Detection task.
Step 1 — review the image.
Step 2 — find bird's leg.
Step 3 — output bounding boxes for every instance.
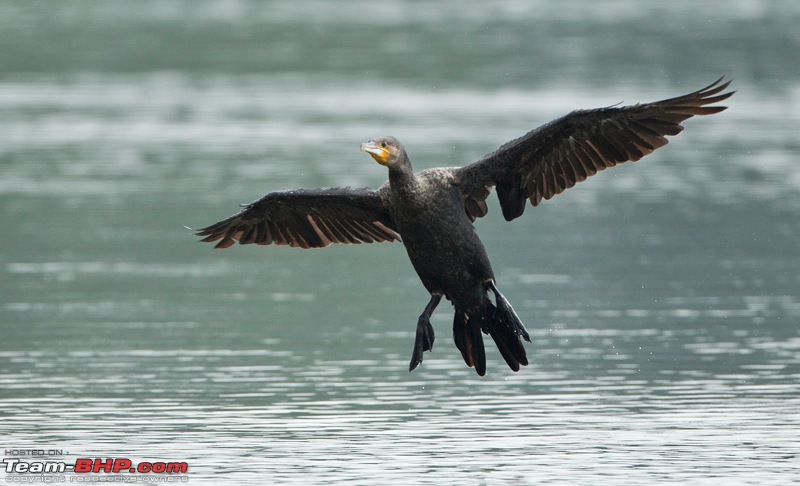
[487,280,531,342]
[409,293,442,372]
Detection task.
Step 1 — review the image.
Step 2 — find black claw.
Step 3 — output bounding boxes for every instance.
[409,351,422,372]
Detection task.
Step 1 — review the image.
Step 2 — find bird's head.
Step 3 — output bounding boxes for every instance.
[360,136,406,168]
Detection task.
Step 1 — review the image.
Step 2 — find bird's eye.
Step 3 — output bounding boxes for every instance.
[381,141,387,148]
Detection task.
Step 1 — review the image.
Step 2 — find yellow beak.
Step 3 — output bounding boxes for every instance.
[360,141,390,165]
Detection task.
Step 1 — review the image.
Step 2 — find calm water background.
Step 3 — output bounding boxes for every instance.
[2,1,799,484]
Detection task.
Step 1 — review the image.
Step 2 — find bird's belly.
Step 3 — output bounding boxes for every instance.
[396,207,494,306]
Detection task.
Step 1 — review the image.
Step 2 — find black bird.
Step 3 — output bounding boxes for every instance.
[195,78,733,375]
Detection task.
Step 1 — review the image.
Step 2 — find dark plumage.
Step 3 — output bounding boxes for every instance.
[195,78,734,375]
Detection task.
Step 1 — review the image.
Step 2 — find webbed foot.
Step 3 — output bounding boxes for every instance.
[409,294,441,371]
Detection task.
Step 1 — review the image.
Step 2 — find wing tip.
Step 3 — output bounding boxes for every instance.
[694,76,735,109]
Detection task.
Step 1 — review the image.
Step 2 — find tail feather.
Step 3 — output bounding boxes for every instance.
[490,280,531,343]
[452,311,486,375]
[467,316,486,376]
[484,302,528,371]
[453,311,471,367]
[452,285,530,375]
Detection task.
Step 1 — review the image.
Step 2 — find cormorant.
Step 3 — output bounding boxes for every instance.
[195,78,733,375]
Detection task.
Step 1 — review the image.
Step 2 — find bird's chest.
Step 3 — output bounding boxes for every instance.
[388,176,491,296]
[391,180,460,233]
[390,181,474,262]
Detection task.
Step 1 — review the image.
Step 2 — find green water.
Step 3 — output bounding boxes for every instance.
[2,1,799,484]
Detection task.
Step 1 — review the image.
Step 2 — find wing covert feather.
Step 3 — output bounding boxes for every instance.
[194,187,400,249]
[456,78,734,221]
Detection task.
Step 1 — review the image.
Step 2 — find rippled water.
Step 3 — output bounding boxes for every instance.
[2,1,800,484]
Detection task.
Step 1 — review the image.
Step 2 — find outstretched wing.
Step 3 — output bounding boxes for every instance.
[194,187,401,249]
[456,78,734,221]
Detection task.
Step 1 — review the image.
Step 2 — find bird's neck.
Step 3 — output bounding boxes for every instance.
[388,156,416,188]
